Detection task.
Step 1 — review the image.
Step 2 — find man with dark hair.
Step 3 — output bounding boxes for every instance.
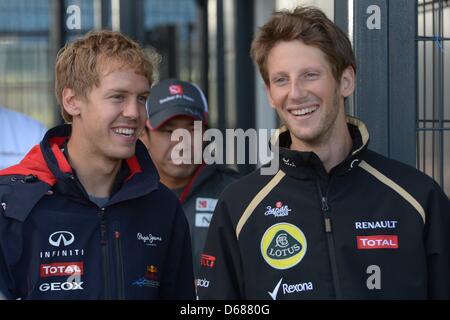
[140,79,240,283]
[197,6,450,300]
[0,30,195,300]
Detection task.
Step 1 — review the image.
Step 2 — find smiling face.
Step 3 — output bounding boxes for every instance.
[64,64,150,162]
[265,40,354,150]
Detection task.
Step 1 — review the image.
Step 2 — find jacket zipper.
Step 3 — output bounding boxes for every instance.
[114,230,125,300]
[99,207,111,300]
[316,180,343,299]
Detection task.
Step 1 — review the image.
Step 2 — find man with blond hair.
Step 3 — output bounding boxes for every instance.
[198,6,450,300]
[0,30,195,300]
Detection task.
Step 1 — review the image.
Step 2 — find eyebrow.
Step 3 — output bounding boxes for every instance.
[107,89,150,95]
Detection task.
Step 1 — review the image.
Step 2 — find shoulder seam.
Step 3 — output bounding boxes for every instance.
[236,170,286,239]
[359,160,426,223]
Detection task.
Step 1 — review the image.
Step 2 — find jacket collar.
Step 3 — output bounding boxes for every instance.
[271,116,370,180]
[0,124,160,212]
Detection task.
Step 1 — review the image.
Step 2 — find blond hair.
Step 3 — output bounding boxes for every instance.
[55,30,161,123]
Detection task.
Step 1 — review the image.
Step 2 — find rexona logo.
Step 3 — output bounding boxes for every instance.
[357,235,399,249]
[268,278,314,300]
[260,223,307,270]
[49,231,75,247]
[40,262,84,278]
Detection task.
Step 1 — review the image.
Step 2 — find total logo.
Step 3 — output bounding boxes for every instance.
[39,281,84,292]
[40,262,84,278]
[260,223,307,270]
[268,278,314,300]
[357,235,399,250]
[196,278,210,288]
[49,231,75,247]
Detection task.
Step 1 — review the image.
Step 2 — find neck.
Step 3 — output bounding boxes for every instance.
[66,137,122,198]
[290,114,353,173]
[160,173,192,190]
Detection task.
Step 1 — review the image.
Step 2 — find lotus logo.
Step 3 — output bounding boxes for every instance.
[49,231,75,247]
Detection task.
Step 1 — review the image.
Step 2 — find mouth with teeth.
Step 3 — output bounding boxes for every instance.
[289,105,319,117]
[113,127,136,138]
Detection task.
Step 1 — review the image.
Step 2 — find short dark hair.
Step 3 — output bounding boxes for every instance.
[251,6,356,85]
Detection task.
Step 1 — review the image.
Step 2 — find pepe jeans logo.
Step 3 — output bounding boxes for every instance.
[49,231,75,247]
[261,223,307,270]
[137,233,162,247]
[265,201,292,218]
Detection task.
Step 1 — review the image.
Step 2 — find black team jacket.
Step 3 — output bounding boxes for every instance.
[0,125,195,300]
[197,117,450,300]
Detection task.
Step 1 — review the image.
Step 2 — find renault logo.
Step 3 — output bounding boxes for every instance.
[49,231,75,247]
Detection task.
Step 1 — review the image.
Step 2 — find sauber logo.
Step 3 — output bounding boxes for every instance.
[40,262,84,278]
[169,84,183,95]
[196,198,218,212]
[49,231,75,247]
[357,235,399,249]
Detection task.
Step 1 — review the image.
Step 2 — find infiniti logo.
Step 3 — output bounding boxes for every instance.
[49,231,75,247]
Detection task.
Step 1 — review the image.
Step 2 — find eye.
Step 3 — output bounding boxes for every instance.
[304,72,319,80]
[138,95,148,104]
[110,94,124,102]
[272,77,288,86]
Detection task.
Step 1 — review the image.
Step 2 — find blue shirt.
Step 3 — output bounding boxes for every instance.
[0,107,47,169]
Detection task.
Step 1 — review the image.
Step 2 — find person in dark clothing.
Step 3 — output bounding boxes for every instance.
[140,79,240,284]
[197,6,450,300]
[0,30,195,300]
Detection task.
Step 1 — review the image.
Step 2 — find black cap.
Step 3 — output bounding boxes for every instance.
[146,79,209,130]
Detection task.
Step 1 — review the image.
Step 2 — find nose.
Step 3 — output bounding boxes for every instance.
[122,98,140,120]
[289,79,308,101]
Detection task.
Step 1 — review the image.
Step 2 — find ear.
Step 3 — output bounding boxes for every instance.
[265,85,276,110]
[339,66,355,98]
[145,119,153,131]
[137,120,151,149]
[61,87,82,117]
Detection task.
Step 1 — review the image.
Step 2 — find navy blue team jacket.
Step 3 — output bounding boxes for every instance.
[0,125,195,300]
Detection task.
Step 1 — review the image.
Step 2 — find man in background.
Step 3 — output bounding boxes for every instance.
[141,78,240,282]
[0,106,46,169]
